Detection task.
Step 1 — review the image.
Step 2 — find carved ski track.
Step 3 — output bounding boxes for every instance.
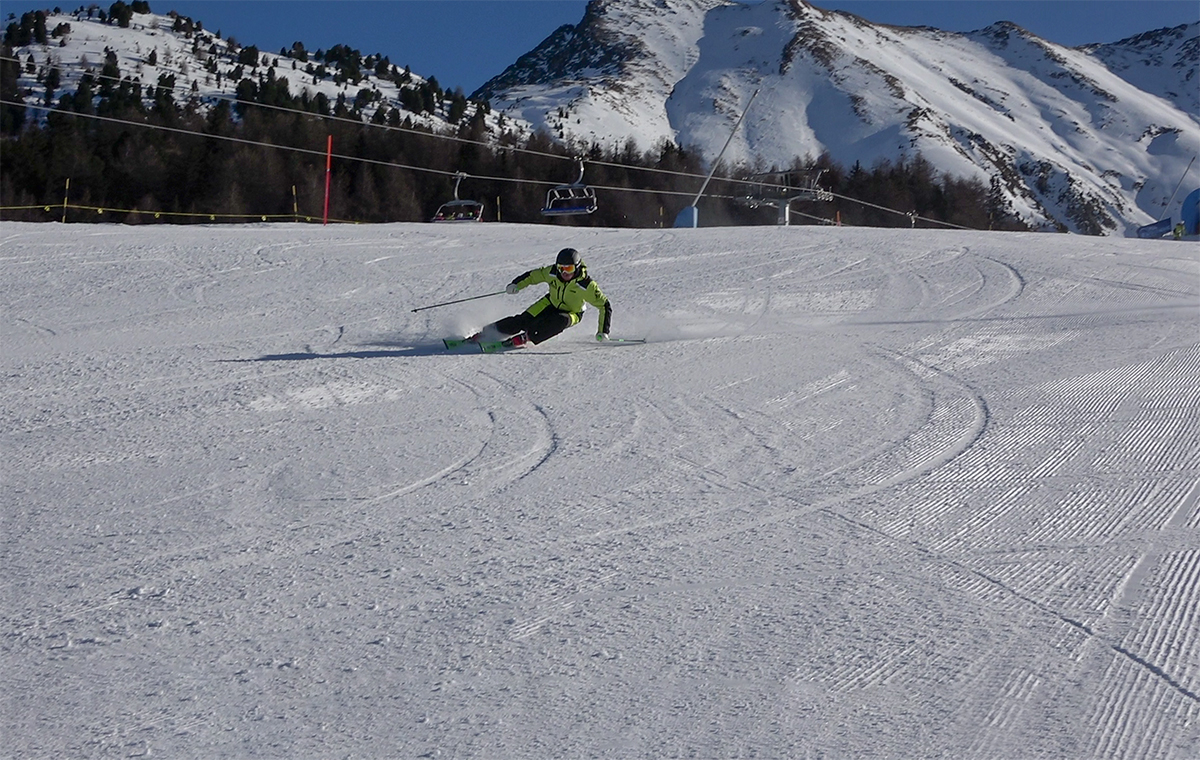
[763,320,1196,728]
[494,392,820,642]
[1022,264,1200,301]
[878,335,1197,546]
[966,254,1025,316]
[469,367,559,485]
[579,350,989,560]
[930,258,987,311]
[578,359,920,553]
[447,401,660,643]
[9,366,556,625]
[376,401,655,643]
[33,297,650,627]
[3,375,491,627]
[12,395,638,657]
[919,251,1024,323]
[12,315,58,337]
[8,223,1200,758]
[431,404,655,559]
[1122,550,1200,690]
[812,350,989,493]
[259,365,557,541]
[931,345,1200,554]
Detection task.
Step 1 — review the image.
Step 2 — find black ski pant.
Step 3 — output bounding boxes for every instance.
[493,308,574,345]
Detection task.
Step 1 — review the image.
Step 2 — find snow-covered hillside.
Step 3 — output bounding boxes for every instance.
[1086,21,1200,116]
[6,7,522,137]
[3,220,1198,757]
[8,3,1197,235]
[475,0,1200,235]
[471,0,721,154]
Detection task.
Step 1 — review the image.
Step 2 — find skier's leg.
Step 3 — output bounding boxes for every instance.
[493,312,534,336]
[526,310,575,345]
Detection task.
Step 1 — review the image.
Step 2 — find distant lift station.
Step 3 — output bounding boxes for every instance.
[741,169,834,225]
[431,172,485,222]
[541,157,598,217]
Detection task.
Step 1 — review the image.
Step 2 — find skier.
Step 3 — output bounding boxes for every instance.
[470,247,612,350]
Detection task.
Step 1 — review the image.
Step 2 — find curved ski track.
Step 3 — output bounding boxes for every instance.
[4,224,1198,759]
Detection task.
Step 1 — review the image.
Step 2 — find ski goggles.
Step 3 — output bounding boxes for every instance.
[557,264,576,277]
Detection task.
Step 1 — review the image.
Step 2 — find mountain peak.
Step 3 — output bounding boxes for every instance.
[476,0,1199,235]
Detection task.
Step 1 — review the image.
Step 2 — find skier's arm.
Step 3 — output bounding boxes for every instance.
[584,280,612,335]
[510,266,552,290]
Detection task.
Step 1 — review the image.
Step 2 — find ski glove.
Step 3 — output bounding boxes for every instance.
[596,332,609,342]
[505,283,520,295]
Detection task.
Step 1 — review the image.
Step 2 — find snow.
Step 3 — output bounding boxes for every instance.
[486,0,1200,234]
[3,219,1200,758]
[11,6,1198,235]
[11,10,521,138]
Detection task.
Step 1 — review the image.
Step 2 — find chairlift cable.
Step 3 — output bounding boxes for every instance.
[1,98,974,228]
[0,49,1013,226]
[0,54,742,186]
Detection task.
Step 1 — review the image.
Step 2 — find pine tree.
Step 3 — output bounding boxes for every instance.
[0,44,26,134]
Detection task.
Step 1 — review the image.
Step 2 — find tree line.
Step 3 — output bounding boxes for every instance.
[0,39,1026,230]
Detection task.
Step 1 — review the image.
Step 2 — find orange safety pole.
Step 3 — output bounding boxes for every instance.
[323,135,332,225]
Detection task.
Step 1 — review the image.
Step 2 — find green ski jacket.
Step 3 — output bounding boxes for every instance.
[511,264,612,334]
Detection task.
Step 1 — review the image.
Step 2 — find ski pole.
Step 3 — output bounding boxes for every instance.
[411,290,506,313]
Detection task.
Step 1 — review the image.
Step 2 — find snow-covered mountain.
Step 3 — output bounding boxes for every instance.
[4,7,524,140]
[473,0,1200,235]
[6,3,1198,235]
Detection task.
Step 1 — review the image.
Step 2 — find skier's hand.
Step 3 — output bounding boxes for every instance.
[505,283,520,295]
[596,332,609,342]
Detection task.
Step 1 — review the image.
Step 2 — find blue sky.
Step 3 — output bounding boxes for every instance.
[3,1,1197,94]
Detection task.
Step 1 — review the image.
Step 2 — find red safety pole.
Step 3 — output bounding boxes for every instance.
[323,134,332,225]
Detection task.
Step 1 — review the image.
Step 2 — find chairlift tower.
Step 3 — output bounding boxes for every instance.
[742,169,833,225]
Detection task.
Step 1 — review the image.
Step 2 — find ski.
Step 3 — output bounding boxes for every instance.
[479,332,530,353]
[443,332,483,350]
[447,333,641,352]
[478,340,526,353]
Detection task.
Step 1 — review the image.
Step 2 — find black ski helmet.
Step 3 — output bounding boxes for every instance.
[556,247,581,268]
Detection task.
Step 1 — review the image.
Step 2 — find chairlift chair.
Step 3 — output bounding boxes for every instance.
[541,158,597,217]
[740,169,832,225]
[432,172,485,222]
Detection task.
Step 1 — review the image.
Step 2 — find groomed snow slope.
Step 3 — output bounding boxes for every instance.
[2,221,1199,758]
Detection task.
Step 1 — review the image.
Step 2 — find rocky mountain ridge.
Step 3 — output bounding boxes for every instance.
[5,1,1197,233]
[473,0,1199,234]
